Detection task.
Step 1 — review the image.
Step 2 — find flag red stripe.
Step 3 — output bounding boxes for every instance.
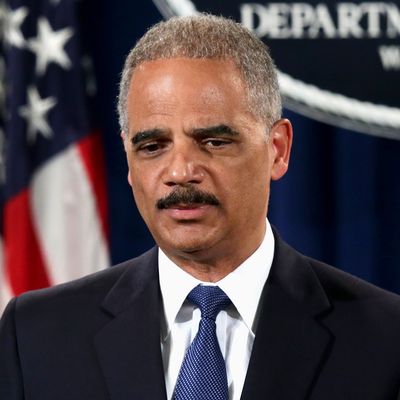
[4,189,50,295]
[77,132,110,241]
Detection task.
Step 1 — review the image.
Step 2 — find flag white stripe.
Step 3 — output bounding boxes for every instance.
[31,143,109,284]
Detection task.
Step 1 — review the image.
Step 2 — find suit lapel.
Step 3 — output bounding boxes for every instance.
[241,234,333,400]
[94,248,167,400]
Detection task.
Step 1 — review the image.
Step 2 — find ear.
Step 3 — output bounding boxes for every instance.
[121,131,133,187]
[121,131,129,152]
[269,118,293,181]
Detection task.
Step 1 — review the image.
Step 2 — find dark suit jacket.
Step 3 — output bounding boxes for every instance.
[1,234,400,399]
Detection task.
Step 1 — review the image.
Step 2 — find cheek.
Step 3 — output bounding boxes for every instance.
[213,165,268,211]
[128,167,151,205]
[129,163,164,213]
[230,156,271,205]
[221,150,270,186]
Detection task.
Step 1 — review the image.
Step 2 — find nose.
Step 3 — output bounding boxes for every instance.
[163,145,204,187]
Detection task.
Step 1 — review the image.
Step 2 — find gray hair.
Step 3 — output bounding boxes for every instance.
[117,14,281,133]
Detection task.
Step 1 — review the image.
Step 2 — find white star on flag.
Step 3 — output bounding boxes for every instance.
[19,86,57,143]
[1,6,28,49]
[27,17,74,75]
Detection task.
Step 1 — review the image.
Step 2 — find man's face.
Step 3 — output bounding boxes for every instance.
[124,58,291,267]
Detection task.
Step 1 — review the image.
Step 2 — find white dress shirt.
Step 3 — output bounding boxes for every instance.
[159,221,275,400]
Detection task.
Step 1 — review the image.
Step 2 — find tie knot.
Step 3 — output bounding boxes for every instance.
[187,285,231,320]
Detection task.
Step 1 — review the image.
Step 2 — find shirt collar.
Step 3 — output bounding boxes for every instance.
[158,220,275,340]
[159,248,202,341]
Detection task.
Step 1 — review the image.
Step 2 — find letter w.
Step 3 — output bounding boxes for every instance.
[378,46,400,70]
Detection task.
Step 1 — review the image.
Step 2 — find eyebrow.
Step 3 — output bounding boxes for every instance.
[191,124,239,138]
[131,129,165,145]
[130,124,239,145]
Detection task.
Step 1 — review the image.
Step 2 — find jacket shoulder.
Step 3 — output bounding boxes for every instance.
[308,256,400,302]
[305,255,400,329]
[11,247,157,321]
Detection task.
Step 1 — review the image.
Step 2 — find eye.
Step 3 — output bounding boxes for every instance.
[137,141,165,155]
[203,139,231,148]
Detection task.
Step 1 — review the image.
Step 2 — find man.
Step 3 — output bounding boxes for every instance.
[1,14,400,400]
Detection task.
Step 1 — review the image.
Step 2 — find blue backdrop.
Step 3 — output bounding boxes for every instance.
[81,1,400,294]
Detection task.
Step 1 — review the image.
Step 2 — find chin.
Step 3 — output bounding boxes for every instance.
[152,222,225,255]
[165,239,211,255]
[158,234,220,258]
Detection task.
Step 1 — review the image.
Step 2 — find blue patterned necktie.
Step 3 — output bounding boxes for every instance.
[173,284,231,400]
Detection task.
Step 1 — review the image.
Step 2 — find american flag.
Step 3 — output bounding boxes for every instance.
[0,0,110,312]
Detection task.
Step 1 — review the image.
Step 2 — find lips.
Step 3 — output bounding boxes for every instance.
[162,204,214,220]
[169,203,203,209]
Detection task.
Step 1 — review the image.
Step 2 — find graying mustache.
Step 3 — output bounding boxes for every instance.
[157,188,220,209]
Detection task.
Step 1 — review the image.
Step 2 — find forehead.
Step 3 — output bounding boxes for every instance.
[126,58,252,128]
[130,57,245,88]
